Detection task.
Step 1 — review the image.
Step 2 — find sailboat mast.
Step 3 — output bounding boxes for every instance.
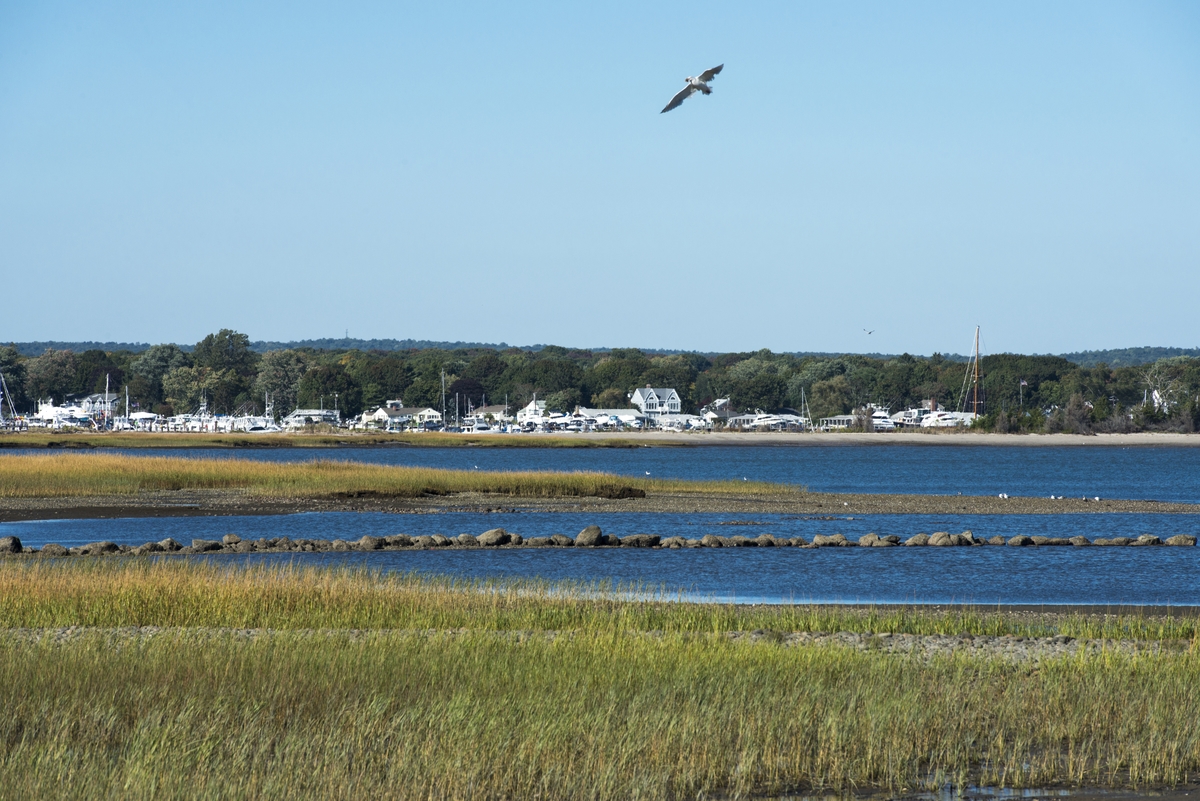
[973,327,980,416]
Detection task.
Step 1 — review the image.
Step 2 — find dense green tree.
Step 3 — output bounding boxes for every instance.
[0,345,29,411]
[297,364,363,417]
[730,372,788,413]
[191,330,259,413]
[25,350,78,403]
[252,350,312,415]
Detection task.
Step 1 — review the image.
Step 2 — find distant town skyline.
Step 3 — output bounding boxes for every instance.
[2,2,1197,354]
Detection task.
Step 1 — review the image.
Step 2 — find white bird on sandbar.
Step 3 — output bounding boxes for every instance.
[660,64,724,113]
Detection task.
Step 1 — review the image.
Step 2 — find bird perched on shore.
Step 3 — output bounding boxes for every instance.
[660,64,724,113]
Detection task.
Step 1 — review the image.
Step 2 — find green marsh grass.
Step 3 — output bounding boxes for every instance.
[2,560,1199,798]
[2,559,1197,642]
[0,452,788,499]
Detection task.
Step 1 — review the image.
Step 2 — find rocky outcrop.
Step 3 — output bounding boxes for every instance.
[477,528,510,547]
[15,522,1194,558]
[575,526,603,547]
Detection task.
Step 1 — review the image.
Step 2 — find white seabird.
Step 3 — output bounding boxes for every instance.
[660,64,724,113]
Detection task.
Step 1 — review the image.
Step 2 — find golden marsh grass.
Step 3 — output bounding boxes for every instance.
[1,561,1198,797]
[0,452,790,499]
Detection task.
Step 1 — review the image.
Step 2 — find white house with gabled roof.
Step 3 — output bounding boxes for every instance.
[629,387,681,419]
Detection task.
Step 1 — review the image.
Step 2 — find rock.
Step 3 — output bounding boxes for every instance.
[222,534,242,546]
[929,532,953,547]
[550,534,574,547]
[1045,537,1072,546]
[905,533,930,547]
[525,537,552,547]
[1030,536,1050,546]
[622,534,660,548]
[988,536,1006,545]
[600,534,621,547]
[728,535,753,547]
[456,533,479,547]
[273,537,294,551]
[509,533,523,546]
[132,541,165,556]
[384,534,413,548]
[1166,534,1197,546]
[812,533,852,547]
[77,541,121,555]
[788,537,809,547]
[430,535,452,547]
[700,534,723,548]
[191,539,222,553]
[330,539,350,551]
[1132,534,1161,546]
[753,534,776,547]
[0,535,23,554]
[871,537,897,547]
[951,532,977,546]
[356,535,384,551]
[233,541,256,553]
[478,528,510,547]
[575,525,603,547]
[39,543,69,557]
[858,533,880,547]
[1007,536,1034,547]
[1070,536,1092,546]
[661,536,687,549]
[412,535,435,548]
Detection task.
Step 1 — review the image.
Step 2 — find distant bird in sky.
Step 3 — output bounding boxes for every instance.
[863,329,874,335]
[660,64,724,113]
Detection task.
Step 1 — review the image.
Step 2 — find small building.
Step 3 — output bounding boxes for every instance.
[629,387,681,419]
[474,404,512,423]
[516,399,547,426]
[282,408,342,429]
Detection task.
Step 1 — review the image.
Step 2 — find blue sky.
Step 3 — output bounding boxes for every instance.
[2,2,1197,355]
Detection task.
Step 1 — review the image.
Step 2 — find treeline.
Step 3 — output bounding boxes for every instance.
[2,330,1199,433]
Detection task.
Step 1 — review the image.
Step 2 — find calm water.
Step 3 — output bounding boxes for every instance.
[16,444,1200,502]
[7,511,1199,605]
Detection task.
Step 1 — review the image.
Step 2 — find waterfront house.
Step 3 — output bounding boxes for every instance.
[629,387,681,419]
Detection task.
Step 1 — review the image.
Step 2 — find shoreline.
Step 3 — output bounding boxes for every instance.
[3,430,1200,448]
[3,487,1200,522]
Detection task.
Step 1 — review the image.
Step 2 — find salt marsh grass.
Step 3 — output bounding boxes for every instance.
[2,560,1199,798]
[2,559,1196,641]
[0,452,785,499]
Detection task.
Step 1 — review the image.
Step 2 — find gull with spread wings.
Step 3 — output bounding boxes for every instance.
[660,64,724,113]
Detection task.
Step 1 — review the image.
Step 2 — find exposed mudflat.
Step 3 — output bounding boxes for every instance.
[2,624,1189,663]
[1,487,1196,523]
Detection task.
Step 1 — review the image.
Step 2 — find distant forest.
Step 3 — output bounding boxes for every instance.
[3,332,1199,433]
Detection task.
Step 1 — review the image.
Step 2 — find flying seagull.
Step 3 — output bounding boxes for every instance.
[660,64,724,113]
[863,329,874,335]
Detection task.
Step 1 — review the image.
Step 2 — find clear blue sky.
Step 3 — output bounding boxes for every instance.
[2,1,1197,356]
